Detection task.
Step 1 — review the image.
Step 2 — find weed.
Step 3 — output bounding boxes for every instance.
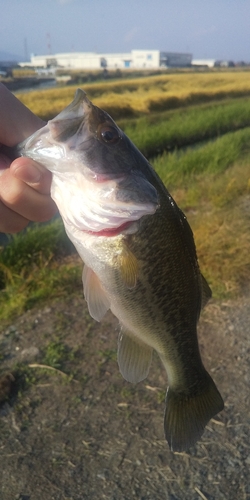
[54,311,72,332]
[14,364,38,392]
[157,389,166,404]
[98,349,117,363]
[72,395,83,405]
[42,340,69,369]
[120,386,135,400]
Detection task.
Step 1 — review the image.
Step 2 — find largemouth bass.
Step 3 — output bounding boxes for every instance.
[18,89,224,452]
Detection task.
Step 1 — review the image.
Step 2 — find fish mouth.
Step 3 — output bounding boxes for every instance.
[84,221,136,237]
[50,170,159,238]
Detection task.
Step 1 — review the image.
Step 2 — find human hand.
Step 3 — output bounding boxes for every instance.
[0,83,58,233]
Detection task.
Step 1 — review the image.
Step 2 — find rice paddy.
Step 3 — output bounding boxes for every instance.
[17,70,250,119]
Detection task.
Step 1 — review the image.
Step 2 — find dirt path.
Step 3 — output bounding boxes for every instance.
[0,292,250,500]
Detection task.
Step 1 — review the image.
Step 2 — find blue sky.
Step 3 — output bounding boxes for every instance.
[1,0,250,62]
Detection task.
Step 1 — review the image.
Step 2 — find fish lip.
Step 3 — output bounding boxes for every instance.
[85,171,126,183]
[83,221,136,237]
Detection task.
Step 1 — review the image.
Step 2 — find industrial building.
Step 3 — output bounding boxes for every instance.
[192,59,235,68]
[19,50,192,70]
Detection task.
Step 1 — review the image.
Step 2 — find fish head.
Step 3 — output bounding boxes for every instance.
[20,89,159,236]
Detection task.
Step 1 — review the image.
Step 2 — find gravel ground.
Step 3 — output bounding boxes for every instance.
[0,291,250,500]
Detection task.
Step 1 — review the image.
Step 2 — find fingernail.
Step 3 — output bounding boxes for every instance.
[13,163,41,184]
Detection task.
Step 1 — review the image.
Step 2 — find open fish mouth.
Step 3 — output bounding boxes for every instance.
[84,221,136,237]
[57,187,157,235]
[50,169,159,236]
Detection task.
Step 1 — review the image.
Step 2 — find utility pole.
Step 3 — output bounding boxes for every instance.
[47,32,52,55]
[24,37,28,61]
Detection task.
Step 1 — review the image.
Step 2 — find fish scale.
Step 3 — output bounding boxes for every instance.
[17,88,224,452]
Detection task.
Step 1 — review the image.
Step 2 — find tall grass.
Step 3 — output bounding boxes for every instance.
[154,127,250,187]
[121,98,250,156]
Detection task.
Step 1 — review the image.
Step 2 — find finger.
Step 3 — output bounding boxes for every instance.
[0,201,30,234]
[0,83,45,146]
[0,153,11,171]
[10,157,52,195]
[0,169,58,222]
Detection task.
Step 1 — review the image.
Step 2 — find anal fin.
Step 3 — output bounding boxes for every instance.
[82,265,110,321]
[118,328,152,383]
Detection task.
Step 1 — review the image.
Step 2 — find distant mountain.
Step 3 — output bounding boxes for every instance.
[0,50,23,63]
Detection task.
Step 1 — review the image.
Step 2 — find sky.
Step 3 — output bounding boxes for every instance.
[1,0,250,62]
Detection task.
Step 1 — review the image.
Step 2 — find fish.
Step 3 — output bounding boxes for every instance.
[18,89,224,452]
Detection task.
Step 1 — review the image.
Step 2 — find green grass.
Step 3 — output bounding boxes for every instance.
[43,340,70,369]
[119,97,250,157]
[0,219,82,320]
[153,126,250,187]
[0,218,72,277]
[0,259,82,320]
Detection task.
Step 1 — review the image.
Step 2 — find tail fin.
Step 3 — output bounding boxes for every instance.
[164,372,224,452]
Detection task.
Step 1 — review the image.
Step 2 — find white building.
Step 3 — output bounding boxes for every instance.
[192,59,217,68]
[19,50,192,70]
[192,59,235,69]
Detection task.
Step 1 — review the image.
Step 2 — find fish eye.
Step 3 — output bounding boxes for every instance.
[98,124,121,144]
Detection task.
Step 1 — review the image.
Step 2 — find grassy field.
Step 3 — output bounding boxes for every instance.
[1,70,250,320]
[121,97,250,156]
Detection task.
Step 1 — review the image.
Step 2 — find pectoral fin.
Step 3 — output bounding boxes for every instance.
[118,329,152,383]
[116,244,138,289]
[82,265,110,321]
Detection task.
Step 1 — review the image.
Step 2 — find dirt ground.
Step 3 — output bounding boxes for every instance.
[0,288,250,500]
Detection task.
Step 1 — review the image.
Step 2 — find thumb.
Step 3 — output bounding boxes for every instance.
[10,157,53,195]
